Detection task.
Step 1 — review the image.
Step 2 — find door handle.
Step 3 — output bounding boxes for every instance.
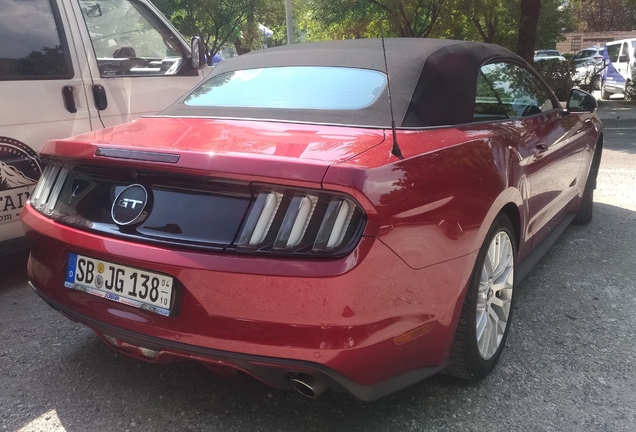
[61,86,77,113]
[92,84,108,111]
[532,143,548,159]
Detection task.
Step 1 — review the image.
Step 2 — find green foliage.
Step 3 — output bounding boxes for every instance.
[535,0,576,49]
[303,0,445,40]
[156,0,251,55]
[533,59,575,101]
[570,0,636,31]
[154,0,576,58]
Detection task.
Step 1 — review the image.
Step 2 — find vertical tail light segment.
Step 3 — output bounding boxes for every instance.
[30,164,68,215]
[237,188,364,255]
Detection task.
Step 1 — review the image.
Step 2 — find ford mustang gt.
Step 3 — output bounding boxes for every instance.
[22,38,603,401]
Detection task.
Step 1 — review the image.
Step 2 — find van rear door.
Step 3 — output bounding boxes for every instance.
[603,41,631,94]
[68,0,206,128]
[0,0,93,249]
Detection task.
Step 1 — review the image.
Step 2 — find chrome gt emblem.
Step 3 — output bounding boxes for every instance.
[111,184,149,226]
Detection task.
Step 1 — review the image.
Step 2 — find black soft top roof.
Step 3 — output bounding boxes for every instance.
[162,38,525,128]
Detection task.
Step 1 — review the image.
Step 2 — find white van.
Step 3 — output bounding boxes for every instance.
[601,38,636,99]
[0,0,208,255]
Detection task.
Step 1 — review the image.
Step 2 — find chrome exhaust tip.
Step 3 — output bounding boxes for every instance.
[289,374,327,398]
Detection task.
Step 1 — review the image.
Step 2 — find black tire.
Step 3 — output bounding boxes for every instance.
[574,186,593,224]
[446,214,517,380]
[574,142,602,224]
[625,81,632,101]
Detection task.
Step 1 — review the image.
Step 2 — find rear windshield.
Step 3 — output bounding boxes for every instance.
[184,66,387,110]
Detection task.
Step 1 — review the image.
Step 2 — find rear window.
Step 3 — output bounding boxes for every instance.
[184,66,387,110]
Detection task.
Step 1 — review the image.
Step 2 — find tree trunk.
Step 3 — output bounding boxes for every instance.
[516,0,541,64]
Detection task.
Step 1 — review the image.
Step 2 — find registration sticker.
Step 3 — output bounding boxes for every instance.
[65,253,174,316]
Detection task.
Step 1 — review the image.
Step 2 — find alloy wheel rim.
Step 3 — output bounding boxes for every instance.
[475,230,514,360]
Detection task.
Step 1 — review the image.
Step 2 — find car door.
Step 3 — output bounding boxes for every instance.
[480,62,588,249]
[0,0,93,246]
[68,0,206,128]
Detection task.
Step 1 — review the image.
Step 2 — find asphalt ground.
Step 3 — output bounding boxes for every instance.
[1,107,636,431]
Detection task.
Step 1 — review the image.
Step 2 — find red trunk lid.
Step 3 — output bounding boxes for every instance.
[42,118,386,185]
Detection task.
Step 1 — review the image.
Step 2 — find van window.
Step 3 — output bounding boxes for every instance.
[0,0,72,79]
[607,44,621,63]
[79,0,185,77]
[618,42,630,63]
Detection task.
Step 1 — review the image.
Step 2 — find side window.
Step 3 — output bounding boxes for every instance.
[474,71,510,121]
[78,0,185,77]
[607,44,621,63]
[0,0,72,80]
[618,42,630,63]
[480,62,555,119]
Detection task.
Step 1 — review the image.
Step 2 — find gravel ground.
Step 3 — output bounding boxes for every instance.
[1,123,635,432]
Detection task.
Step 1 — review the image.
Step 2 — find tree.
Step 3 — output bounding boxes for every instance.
[571,0,636,32]
[304,0,445,40]
[155,0,250,56]
[467,0,506,43]
[517,0,541,63]
[370,0,446,37]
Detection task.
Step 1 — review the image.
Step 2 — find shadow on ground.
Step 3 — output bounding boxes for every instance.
[3,201,636,431]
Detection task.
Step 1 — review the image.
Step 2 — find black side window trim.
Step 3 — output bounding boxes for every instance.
[0,0,74,81]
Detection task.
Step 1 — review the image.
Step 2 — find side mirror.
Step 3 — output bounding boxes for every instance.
[190,37,207,70]
[566,88,597,113]
[619,54,630,63]
[85,3,102,17]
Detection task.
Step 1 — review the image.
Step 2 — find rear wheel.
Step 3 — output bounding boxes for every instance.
[446,214,516,379]
[574,142,602,225]
[574,186,593,224]
[625,81,632,101]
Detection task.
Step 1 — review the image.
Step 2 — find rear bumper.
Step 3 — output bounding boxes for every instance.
[31,284,445,401]
[22,204,476,399]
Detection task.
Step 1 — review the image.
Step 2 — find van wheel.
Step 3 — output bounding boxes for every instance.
[602,85,611,100]
[446,214,516,380]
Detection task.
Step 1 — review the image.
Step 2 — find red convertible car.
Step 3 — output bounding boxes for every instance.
[22,39,603,401]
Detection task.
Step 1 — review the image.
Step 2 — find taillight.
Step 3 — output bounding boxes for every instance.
[237,187,365,256]
[30,163,68,215]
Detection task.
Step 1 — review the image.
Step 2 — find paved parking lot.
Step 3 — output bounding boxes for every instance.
[1,109,636,431]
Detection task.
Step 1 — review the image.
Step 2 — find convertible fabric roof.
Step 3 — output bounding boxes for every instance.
[162,38,525,128]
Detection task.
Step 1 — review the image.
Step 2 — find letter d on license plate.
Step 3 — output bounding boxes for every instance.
[65,253,174,316]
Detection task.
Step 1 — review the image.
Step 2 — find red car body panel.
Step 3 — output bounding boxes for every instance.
[48,117,386,187]
[21,37,606,401]
[23,204,477,386]
[23,109,602,399]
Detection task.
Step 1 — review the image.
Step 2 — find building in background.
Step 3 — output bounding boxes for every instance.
[557,31,636,54]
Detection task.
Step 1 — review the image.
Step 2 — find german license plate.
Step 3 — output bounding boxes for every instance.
[65,253,174,316]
